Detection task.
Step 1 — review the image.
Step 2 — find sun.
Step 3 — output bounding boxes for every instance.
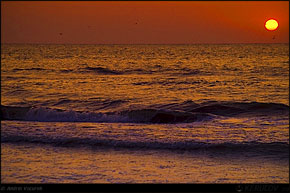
[265,19,278,31]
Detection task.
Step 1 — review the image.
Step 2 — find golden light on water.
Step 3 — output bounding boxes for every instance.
[265,19,279,31]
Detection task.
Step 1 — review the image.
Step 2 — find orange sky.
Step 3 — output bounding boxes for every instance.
[1,1,289,44]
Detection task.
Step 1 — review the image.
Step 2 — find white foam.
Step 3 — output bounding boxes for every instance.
[25,107,130,123]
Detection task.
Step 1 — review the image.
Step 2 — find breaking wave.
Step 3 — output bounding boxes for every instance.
[1,106,214,123]
[1,101,288,123]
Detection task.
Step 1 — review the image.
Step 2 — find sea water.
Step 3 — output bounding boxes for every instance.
[1,44,289,183]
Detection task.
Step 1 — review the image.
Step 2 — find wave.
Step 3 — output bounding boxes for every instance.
[80,67,157,75]
[2,133,288,153]
[1,105,214,123]
[1,101,288,123]
[12,67,47,72]
[51,98,125,106]
[189,101,289,116]
[180,68,201,75]
[63,66,202,76]
[149,100,289,117]
[81,66,122,75]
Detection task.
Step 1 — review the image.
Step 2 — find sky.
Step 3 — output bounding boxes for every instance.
[1,1,289,44]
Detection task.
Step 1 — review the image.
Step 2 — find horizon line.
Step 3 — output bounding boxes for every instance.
[1,42,289,45]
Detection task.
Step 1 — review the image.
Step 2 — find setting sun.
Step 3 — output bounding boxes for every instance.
[265,19,279,31]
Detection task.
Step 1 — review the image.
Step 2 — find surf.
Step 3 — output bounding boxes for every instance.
[1,100,288,123]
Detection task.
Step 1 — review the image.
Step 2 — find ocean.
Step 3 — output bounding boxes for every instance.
[1,44,289,183]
